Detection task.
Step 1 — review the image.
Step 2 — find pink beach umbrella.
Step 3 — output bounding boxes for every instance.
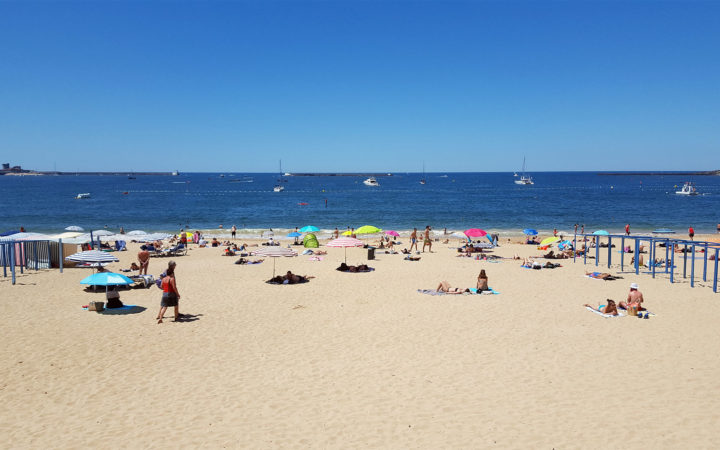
[384,230,400,237]
[464,228,487,238]
[327,237,364,263]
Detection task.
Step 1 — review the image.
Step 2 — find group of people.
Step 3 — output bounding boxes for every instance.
[409,226,434,253]
[268,271,314,284]
[436,270,490,294]
[585,283,645,316]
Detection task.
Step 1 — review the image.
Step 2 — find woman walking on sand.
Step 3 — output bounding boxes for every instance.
[157,261,180,323]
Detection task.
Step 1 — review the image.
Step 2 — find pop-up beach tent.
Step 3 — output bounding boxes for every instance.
[303,233,319,248]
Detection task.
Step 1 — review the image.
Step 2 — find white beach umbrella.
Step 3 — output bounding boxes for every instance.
[91,230,114,237]
[127,230,147,236]
[327,237,364,263]
[65,226,84,232]
[251,246,298,277]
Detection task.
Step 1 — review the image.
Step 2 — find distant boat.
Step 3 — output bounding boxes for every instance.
[420,162,426,185]
[363,177,380,186]
[273,160,285,192]
[675,182,699,196]
[128,172,136,180]
[171,170,179,176]
[514,157,534,185]
[219,174,225,178]
[75,193,91,199]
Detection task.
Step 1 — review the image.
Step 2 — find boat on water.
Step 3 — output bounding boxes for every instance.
[75,193,91,199]
[420,162,426,185]
[675,182,699,196]
[514,157,533,185]
[171,170,179,176]
[273,160,285,192]
[363,177,380,187]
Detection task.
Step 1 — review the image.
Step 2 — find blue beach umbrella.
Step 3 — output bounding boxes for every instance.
[523,228,538,236]
[287,231,302,237]
[299,225,319,233]
[80,272,134,294]
[80,272,134,286]
[593,230,609,236]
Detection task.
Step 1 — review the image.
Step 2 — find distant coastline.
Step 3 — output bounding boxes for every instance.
[598,170,720,176]
[0,170,173,176]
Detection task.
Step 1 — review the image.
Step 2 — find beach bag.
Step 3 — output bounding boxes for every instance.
[88,301,105,312]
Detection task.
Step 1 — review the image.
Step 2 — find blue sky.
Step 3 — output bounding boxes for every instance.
[1,1,718,173]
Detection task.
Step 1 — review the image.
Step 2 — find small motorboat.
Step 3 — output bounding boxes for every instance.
[273,184,285,192]
[675,182,699,196]
[75,193,91,199]
[363,177,380,186]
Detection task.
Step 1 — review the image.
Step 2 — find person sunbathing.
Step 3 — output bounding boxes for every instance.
[314,250,327,255]
[584,299,618,315]
[283,271,314,284]
[586,271,620,280]
[404,255,421,261]
[223,247,235,256]
[436,280,470,294]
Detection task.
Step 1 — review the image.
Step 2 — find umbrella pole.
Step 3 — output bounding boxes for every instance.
[273,258,276,278]
[344,247,347,264]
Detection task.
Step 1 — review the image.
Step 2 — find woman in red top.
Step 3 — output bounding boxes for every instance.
[157,261,180,323]
[689,227,695,240]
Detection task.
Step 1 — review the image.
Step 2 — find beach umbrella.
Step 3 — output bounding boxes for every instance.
[66,250,119,264]
[385,230,400,237]
[523,228,538,236]
[540,236,560,246]
[558,240,573,250]
[299,225,319,233]
[80,271,134,294]
[327,237,364,263]
[464,228,487,238]
[251,246,298,277]
[355,225,382,235]
[593,230,609,236]
[287,231,302,237]
[91,230,114,237]
[65,226,84,232]
[341,230,353,236]
[127,230,147,236]
[0,230,21,237]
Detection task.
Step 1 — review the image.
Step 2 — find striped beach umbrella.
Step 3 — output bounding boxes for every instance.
[66,250,119,264]
[327,237,364,263]
[251,246,298,277]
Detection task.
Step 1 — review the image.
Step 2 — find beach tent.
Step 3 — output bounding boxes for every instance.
[303,233,319,248]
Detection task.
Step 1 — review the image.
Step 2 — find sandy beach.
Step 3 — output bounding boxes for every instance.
[2,234,720,448]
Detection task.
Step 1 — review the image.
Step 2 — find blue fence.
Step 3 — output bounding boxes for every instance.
[1,239,64,285]
[572,233,720,293]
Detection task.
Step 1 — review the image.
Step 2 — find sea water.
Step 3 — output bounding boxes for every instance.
[1,172,718,236]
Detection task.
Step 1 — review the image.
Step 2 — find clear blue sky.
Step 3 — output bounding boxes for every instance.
[1,1,718,173]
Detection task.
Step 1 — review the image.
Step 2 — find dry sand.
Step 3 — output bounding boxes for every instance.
[2,235,720,448]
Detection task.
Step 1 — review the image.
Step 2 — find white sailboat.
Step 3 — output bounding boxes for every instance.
[273,160,285,192]
[514,157,534,185]
[420,162,426,185]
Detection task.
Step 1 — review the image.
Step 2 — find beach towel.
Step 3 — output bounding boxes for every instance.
[469,287,500,295]
[585,306,626,318]
[308,256,323,261]
[585,272,622,281]
[618,306,657,317]
[416,289,471,296]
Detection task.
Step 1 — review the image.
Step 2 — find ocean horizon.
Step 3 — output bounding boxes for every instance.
[2,171,718,235]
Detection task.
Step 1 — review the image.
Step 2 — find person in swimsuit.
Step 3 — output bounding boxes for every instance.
[137,248,150,275]
[689,226,694,240]
[619,283,645,311]
[436,280,469,294]
[584,299,618,315]
[625,224,630,235]
[231,225,237,239]
[476,270,489,292]
[422,226,432,252]
[409,228,418,252]
[157,261,180,323]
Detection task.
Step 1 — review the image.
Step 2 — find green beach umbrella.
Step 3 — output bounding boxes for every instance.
[355,225,382,234]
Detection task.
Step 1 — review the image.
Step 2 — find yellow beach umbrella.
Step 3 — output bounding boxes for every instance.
[355,225,382,234]
[540,236,560,246]
[342,230,353,236]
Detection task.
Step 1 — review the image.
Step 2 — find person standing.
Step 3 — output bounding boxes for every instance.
[625,224,630,236]
[689,226,695,241]
[231,225,237,239]
[409,228,418,252]
[333,227,339,239]
[137,247,150,275]
[553,228,558,237]
[157,261,180,323]
[422,226,433,252]
[580,224,585,234]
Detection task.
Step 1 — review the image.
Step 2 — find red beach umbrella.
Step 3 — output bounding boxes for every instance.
[464,228,487,238]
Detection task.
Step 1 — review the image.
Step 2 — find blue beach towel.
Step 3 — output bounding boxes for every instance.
[470,288,500,295]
